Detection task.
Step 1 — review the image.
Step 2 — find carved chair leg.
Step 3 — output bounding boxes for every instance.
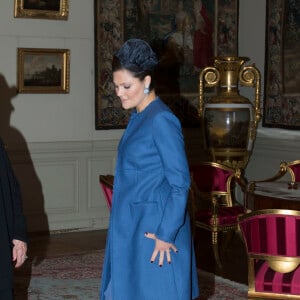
[222,230,235,253]
[212,231,222,269]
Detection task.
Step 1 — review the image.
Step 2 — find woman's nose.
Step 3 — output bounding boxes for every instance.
[116,87,124,97]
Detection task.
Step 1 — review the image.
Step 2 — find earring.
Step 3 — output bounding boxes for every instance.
[144,86,150,94]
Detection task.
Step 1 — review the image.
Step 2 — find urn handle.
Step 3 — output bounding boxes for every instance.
[239,64,262,139]
[198,66,220,117]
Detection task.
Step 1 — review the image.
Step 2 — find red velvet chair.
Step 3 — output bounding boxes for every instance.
[99,175,114,210]
[238,209,300,299]
[189,162,247,269]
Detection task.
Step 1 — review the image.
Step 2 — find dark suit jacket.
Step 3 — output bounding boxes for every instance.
[0,138,27,290]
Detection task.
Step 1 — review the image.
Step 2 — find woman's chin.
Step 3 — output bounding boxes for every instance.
[122,104,133,110]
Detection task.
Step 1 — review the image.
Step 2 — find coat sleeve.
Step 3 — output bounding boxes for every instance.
[0,139,27,243]
[152,111,190,243]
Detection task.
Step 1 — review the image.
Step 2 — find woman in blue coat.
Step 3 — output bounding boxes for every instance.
[100,39,199,300]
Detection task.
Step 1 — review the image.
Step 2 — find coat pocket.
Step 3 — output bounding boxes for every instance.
[130,201,160,234]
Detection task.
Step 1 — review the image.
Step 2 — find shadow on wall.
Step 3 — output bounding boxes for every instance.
[0,73,50,296]
[153,40,201,129]
[0,73,49,233]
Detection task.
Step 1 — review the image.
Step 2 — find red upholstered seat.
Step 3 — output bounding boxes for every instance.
[289,163,300,182]
[190,164,233,194]
[255,260,300,295]
[189,162,247,269]
[239,209,300,299]
[196,206,245,226]
[99,175,114,210]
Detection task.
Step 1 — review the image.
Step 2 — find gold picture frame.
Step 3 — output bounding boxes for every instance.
[14,0,69,20]
[17,48,70,94]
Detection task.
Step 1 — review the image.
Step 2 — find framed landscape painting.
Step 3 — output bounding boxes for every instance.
[94,0,239,129]
[263,0,300,129]
[14,0,69,20]
[17,48,70,93]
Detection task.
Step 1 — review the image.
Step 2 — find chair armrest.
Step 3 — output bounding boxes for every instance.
[251,161,288,183]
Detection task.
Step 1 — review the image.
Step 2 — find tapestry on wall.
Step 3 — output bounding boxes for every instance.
[263,0,300,129]
[94,0,239,129]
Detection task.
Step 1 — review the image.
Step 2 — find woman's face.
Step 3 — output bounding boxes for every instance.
[113,69,150,112]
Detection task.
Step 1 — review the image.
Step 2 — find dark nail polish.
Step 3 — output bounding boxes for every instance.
[145,232,148,235]
[159,264,162,267]
[168,261,171,264]
[150,260,154,263]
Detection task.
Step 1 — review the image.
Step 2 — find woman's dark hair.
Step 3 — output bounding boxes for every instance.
[112,39,158,90]
[112,56,156,90]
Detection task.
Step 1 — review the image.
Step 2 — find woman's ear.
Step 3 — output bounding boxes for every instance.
[144,75,151,87]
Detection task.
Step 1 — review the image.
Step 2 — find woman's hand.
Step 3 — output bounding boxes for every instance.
[12,239,27,268]
[145,232,178,267]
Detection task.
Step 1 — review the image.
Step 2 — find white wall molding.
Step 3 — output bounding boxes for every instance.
[8,140,118,232]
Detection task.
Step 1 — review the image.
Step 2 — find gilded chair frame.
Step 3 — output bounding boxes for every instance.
[252,160,300,183]
[190,162,247,269]
[238,209,300,300]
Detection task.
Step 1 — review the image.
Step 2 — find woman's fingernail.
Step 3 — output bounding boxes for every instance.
[168,261,171,264]
[159,264,162,267]
[144,232,148,235]
[150,260,154,263]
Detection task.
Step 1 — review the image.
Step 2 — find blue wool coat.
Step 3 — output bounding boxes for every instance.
[100,98,199,300]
